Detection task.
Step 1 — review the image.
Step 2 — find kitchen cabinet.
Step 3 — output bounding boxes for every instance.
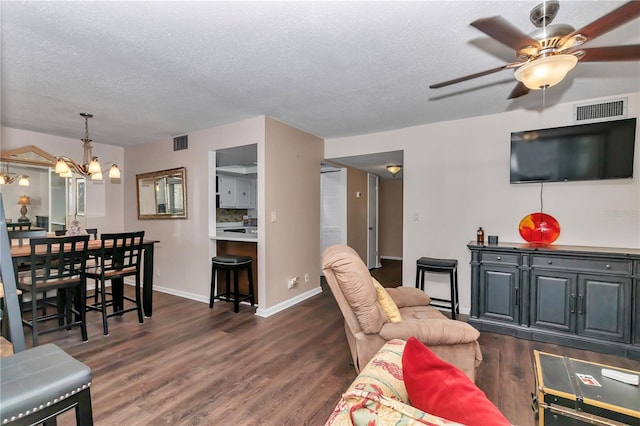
[236,178,251,208]
[217,175,255,209]
[218,175,237,208]
[249,179,257,209]
[468,242,639,359]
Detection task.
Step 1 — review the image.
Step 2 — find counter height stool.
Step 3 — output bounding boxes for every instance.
[210,255,255,313]
[415,257,460,320]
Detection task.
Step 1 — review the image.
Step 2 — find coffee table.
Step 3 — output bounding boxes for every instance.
[533,350,639,426]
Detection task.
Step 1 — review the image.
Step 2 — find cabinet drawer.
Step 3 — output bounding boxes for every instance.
[480,252,519,264]
[531,256,631,274]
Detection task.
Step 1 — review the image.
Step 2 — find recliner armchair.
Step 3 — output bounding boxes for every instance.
[322,244,482,381]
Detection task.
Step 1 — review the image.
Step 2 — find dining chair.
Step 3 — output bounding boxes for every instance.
[17,235,90,347]
[85,231,145,336]
[8,229,47,247]
[0,194,94,425]
[8,229,49,279]
[6,222,31,231]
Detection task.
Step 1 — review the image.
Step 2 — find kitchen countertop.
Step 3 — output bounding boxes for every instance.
[211,223,258,242]
[211,232,257,242]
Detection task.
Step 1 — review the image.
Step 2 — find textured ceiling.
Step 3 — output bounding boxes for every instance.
[1,0,639,155]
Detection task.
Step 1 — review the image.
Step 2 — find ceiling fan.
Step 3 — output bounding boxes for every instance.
[430,1,640,99]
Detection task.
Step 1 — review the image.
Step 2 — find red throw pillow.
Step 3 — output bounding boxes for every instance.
[402,337,510,426]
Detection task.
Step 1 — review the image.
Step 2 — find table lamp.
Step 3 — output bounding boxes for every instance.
[18,195,31,222]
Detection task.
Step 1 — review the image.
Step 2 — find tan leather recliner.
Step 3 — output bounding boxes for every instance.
[322,244,483,381]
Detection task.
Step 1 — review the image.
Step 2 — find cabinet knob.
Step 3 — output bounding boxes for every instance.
[496,256,501,261]
[227,190,231,194]
[605,264,611,269]
[547,260,553,265]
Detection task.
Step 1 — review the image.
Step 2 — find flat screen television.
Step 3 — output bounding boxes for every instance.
[510,118,636,183]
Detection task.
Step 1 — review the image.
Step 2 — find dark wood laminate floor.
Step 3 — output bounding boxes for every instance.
[27,279,639,425]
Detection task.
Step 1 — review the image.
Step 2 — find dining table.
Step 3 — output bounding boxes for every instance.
[10,238,159,317]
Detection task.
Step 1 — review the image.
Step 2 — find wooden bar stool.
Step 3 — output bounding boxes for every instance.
[415,257,460,320]
[210,255,255,313]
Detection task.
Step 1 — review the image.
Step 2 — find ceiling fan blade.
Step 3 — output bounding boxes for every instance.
[471,16,540,51]
[429,64,516,89]
[561,1,640,46]
[574,45,640,62]
[507,82,530,99]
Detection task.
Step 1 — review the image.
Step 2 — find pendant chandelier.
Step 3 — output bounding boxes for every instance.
[54,113,120,181]
[0,163,30,186]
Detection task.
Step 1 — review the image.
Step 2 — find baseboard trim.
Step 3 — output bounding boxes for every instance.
[152,285,210,304]
[255,286,323,318]
[125,279,324,318]
[380,256,402,261]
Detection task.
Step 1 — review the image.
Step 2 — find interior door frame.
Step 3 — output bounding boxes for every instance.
[367,173,380,269]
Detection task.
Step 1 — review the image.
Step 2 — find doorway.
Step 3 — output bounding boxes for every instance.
[321,150,403,279]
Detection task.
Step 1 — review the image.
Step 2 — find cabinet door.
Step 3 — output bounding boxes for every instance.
[530,271,576,333]
[218,176,237,208]
[248,179,257,209]
[635,279,640,346]
[479,265,519,323]
[577,275,631,343]
[236,178,251,208]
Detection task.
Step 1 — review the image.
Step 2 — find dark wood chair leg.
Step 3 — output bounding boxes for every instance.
[75,388,94,425]
[233,269,240,313]
[209,265,216,308]
[135,276,144,324]
[246,264,255,307]
[100,276,109,336]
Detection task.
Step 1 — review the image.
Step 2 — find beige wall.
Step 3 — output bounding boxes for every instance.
[325,92,640,313]
[379,178,403,259]
[346,167,368,262]
[263,117,324,308]
[124,116,265,303]
[1,127,125,232]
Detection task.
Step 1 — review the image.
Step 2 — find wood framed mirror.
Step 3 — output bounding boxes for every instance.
[136,167,187,219]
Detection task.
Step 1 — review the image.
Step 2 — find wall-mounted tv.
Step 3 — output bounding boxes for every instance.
[510,118,636,183]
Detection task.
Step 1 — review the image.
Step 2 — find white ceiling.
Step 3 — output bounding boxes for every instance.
[2,1,639,174]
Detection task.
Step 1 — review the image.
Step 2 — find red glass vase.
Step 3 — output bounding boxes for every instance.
[518,213,560,244]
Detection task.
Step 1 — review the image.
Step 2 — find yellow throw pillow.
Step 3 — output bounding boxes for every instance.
[372,277,402,323]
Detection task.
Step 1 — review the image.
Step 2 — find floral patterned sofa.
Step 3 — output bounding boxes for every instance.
[326,338,510,426]
[326,339,462,426]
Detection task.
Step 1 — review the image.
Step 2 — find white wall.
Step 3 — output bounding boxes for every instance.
[325,92,640,314]
[1,127,125,232]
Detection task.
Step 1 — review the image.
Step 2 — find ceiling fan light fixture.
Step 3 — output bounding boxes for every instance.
[386,165,402,176]
[514,54,578,90]
[18,175,30,186]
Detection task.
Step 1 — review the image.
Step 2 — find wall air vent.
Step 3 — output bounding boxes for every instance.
[173,135,188,151]
[573,98,627,124]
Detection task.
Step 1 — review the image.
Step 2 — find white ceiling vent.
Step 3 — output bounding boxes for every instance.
[573,98,627,124]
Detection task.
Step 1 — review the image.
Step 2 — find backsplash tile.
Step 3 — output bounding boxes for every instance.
[216,208,247,223]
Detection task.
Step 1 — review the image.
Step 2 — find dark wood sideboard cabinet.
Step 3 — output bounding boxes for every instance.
[468,242,640,360]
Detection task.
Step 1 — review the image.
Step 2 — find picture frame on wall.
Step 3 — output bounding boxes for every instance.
[76,178,86,216]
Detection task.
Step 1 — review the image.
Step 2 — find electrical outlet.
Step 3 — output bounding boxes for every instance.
[304,273,309,283]
[287,277,296,289]
[156,268,160,277]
